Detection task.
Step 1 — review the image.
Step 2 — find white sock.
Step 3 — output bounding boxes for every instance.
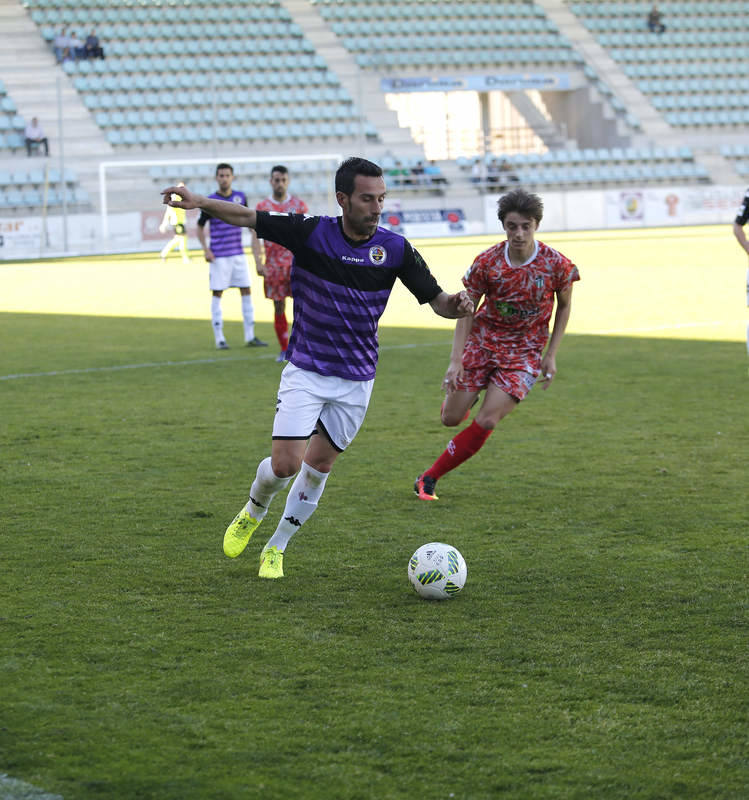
[265,462,329,552]
[160,238,174,258]
[246,457,292,520]
[211,295,224,344]
[241,294,255,342]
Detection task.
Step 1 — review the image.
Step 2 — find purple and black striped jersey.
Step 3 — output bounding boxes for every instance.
[197,190,247,257]
[254,212,442,381]
[735,188,749,225]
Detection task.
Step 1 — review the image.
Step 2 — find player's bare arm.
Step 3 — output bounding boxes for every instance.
[442,291,479,391]
[196,224,214,263]
[429,290,474,320]
[539,285,574,389]
[250,229,265,276]
[162,185,258,230]
[732,221,749,256]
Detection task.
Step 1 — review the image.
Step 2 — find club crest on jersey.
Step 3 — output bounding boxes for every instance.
[368,245,386,264]
[535,276,544,288]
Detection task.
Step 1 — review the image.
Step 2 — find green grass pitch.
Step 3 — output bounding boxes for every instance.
[1,226,748,799]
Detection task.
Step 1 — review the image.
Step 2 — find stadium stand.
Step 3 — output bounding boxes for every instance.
[0,0,744,220]
[25,0,370,150]
[569,1,749,129]
[458,144,709,189]
[0,80,27,154]
[317,0,585,70]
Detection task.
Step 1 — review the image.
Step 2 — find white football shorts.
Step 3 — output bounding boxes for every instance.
[209,254,251,291]
[272,363,374,452]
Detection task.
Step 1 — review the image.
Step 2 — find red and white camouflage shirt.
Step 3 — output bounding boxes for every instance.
[462,239,580,371]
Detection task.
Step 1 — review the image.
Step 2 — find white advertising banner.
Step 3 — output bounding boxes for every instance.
[380,208,472,238]
[0,218,43,256]
[484,185,746,232]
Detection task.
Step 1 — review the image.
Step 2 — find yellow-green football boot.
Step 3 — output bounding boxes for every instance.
[223,508,261,558]
[258,546,284,579]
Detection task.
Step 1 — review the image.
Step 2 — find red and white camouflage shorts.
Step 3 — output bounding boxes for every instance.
[263,262,291,301]
[454,339,539,401]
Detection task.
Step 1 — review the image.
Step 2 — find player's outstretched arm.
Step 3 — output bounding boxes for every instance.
[429,290,474,319]
[732,221,749,256]
[161,185,258,229]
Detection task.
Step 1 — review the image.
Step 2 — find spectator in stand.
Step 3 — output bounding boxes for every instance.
[410,160,426,186]
[424,160,448,186]
[486,158,502,185]
[487,158,518,190]
[68,31,85,60]
[84,30,104,59]
[470,158,483,185]
[386,161,409,188]
[25,117,49,157]
[647,5,666,33]
[52,27,69,63]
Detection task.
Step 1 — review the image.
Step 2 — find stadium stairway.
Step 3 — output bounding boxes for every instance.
[538,0,671,143]
[0,1,111,206]
[284,0,423,159]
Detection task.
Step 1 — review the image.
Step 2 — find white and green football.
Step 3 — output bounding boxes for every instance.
[408,542,467,600]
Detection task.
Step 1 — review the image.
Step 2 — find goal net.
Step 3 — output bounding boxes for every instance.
[98,153,342,253]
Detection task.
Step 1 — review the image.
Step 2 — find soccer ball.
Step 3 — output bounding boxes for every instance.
[408,542,467,600]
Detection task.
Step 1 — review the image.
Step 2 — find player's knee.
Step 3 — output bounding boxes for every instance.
[473,413,499,431]
[441,410,463,427]
[270,455,301,479]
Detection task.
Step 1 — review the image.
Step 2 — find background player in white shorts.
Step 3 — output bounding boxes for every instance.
[196,163,267,350]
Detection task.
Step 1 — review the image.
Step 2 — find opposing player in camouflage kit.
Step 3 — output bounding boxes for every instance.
[414,188,580,501]
[162,158,473,578]
[251,164,309,362]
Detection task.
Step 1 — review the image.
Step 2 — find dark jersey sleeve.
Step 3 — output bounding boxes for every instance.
[398,241,442,304]
[254,211,319,254]
[735,189,749,225]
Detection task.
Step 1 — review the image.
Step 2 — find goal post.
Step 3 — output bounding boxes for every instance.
[98,153,343,248]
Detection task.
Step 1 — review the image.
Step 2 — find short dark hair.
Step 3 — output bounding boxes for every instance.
[335,157,383,196]
[270,165,288,176]
[215,163,233,175]
[497,188,544,225]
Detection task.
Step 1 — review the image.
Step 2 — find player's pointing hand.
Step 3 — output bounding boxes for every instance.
[161,185,202,210]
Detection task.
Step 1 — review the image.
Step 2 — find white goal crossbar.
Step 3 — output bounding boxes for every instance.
[98,153,343,244]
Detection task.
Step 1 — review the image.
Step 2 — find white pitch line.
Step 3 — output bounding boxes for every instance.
[0,341,453,382]
[589,319,744,335]
[0,774,63,800]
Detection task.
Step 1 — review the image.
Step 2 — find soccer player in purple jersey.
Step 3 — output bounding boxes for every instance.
[162,157,473,578]
[731,187,749,359]
[196,163,267,350]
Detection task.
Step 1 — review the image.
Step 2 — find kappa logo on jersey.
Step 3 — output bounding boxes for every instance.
[368,245,386,265]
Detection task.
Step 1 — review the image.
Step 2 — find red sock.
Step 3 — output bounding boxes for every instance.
[426,420,493,481]
[274,313,289,351]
